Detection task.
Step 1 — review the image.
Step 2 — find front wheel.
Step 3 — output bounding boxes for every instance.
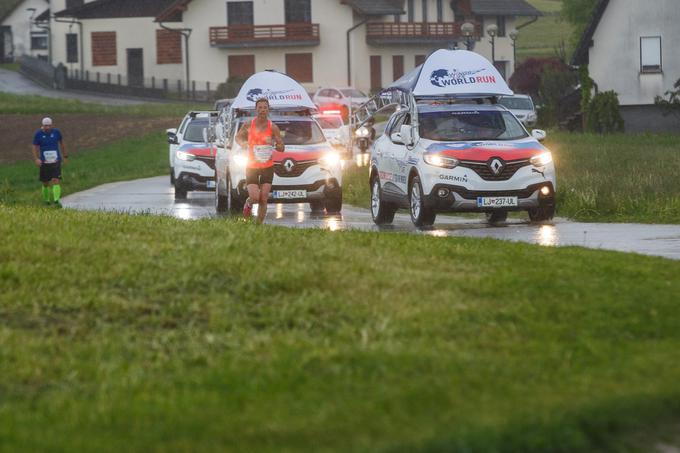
[174,183,187,200]
[227,174,244,213]
[409,176,436,227]
[528,204,555,222]
[371,178,396,225]
[486,211,508,224]
[170,167,175,185]
[215,183,228,214]
[325,191,342,214]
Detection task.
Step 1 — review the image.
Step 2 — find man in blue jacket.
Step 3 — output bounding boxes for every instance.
[32,117,68,207]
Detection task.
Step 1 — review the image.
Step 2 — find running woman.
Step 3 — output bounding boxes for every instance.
[32,117,68,207]
[235,98,285,223]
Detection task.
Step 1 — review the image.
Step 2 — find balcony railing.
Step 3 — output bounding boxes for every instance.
[209,23,320,48]
[366,21,481,44]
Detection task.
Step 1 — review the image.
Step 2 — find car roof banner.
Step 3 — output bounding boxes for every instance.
[389,49,513,97]
[231,70,317,110]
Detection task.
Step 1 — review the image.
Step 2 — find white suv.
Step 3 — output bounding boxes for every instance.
[498,94,538,127]
[215,114,343,213]
[370,102,556,226]
[167,111,218,199]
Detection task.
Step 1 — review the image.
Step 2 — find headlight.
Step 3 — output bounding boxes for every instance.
[355,126,369,138]
[424,154,458,169]
[232,153,248,167]
[320,152,341,166]
[176,151,195,161]
[530,152,552,167]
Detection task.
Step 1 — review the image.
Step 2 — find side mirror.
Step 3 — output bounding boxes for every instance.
[531,129,547,142]
[167,132,178,145]
[390,132,404,144]
[400,124,414,146]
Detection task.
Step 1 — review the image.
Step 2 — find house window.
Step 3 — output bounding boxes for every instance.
[91,31,117,66]
[370,55,382,91]
[422,0,428,22]
[227,1,253,25]
[65,0,83,9]
[497,16,506,37]
[285,0,311,23]
[66,33,78,63]
[285,53,313,82]
[156,29,182,65]
[228,54,255,79]
[393,55,404,81]
[436,0,443,22]
[30,34,48,50]
[407,0,414,22]
[640,36,662,73]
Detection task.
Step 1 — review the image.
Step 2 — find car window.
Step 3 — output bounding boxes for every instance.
[498,97,534,110]
[419,110,529,141]
[178,117,190,134]
[318,89,329,97]
[387,113,407,137]
[340,89,367,98]
[316,116,343,129]
[183,119,209,142]
[276,120,326,145]
[331,90,342,99]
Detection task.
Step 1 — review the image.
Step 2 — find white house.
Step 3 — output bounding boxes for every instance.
[572,0,680,132]
[1,0,49,62]
[48,0,540,94]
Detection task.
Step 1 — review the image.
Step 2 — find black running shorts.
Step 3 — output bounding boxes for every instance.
[39,162,62,182]
[246,166,274,186]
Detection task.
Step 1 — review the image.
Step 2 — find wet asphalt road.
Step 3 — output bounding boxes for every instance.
[62,175,680,260]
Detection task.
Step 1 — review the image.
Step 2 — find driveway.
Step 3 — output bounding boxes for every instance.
[62,175,680,260]
[0,67,157,105]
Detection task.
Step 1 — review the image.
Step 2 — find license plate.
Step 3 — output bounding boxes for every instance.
[272,190,306,199]
[206,180,215,189]
[476,196,518,208]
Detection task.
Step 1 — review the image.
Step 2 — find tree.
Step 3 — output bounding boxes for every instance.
[509,57,571,98]
[562,0,599,47]
[654,78,680,118]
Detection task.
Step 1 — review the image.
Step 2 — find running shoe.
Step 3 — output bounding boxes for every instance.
[242,200,252,219]
[53,201,62,209]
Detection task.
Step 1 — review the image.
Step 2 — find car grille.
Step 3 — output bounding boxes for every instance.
[194,156,215,170]
[274,160,317,178]
[459,159,530,181]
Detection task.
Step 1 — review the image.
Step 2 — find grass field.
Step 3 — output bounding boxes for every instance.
[1,205,680,452]
[0,62,20,71]
[0,92,209,117]
[343,132,680,224]
[516,0,574,62]
[0,132,167,205]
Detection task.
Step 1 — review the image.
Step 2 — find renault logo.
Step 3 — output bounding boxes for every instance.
[488,158,505,175]
[283,159,295,172]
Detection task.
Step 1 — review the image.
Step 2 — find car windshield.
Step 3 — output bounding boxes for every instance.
[316,116,343,129]
[419,110,529,141]
[340,89,367,98]
[184,120,209,142]
[498,96,533,110]
[276,120,326,145]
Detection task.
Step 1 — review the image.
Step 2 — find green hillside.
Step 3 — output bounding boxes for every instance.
[516,0,574,61]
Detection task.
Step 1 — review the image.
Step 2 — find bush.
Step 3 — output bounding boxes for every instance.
[214,75,247,99]
[586,91,624,133]
[654,77,680,118]
[509,57,570,98]
[536,66,578,127]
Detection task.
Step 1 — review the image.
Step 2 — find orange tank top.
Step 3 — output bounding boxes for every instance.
[247,119,274,169]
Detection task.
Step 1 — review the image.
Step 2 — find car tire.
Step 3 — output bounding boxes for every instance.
[409,176,436,227]
[170,167,175,185]
[174,183,187,200]
[486,211,508,224]
[370,177,396,225]
[309,201,325,213]
[227,174,244,214]
[215,183,228,214]
[528,204,555,222]
[325,191,342,214]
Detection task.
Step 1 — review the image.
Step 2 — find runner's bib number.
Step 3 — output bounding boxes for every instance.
[253,145,274,163]
[43,150,59,163]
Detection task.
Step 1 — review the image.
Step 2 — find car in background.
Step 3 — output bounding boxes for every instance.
[312,86,370,120]
[167,111,218,199]
[498,94,538,127]
[313,113,350,156]
[214,98,233,112]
